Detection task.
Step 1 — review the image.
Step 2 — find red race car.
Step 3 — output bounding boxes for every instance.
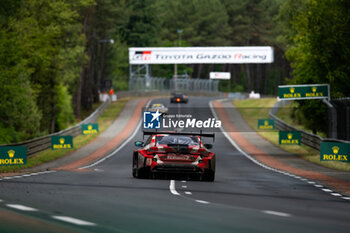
[132,132,215,181]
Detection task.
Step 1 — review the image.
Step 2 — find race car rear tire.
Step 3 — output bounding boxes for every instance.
[136,167,150,179]
[202,170,215,182]
[132,153,137,178]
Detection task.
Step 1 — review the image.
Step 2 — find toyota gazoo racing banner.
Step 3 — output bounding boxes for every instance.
[129,47,274,64]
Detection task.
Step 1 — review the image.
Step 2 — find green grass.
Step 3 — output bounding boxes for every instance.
[0,99,128,173]
[233,98,350,172]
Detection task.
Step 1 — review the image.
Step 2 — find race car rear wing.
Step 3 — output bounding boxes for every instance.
[142,130,215,142]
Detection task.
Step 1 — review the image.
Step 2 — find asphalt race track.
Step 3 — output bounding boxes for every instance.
[0,97,349,233]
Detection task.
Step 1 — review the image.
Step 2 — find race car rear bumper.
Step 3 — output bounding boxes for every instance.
[152,164,203,174]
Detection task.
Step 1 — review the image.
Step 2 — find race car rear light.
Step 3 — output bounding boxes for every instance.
[147,147,158,154]
[176,98,180,102]
[195,148,208,157]
[147,146,166,155]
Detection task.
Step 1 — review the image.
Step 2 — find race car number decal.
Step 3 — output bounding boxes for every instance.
[167,155,190,160]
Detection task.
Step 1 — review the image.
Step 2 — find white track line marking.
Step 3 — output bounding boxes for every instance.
[181,180,186,183]
[308,181,316,184]
[314,184,323,188]
[195,200,210,204]
[182,186,187,188]
[342,197,350,200]
[331,193,342,197]
[79,100,152,169]
[322,189,332,192]
[0,199,3,202]
[262,210,291,217]
[169,180,180,196]
[52,216,96,226]
[185,191,192,195]
[6,204,37,211]
[0,171,56,181]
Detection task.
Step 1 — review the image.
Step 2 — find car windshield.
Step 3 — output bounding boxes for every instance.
[156,135,199,145]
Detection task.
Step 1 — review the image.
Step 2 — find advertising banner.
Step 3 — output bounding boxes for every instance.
[82,123,99,135]
[258,119,275,130]
[129,47,274,64]
[51,136,73,150]
[210,72,231,80]
[279,131,301,145]
[0,146,27,166]
[142,110,221,132]
[278,84,329,100]
[320,142,350,162]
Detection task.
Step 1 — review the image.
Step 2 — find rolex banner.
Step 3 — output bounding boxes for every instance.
[0,146,27,166]
[51,136,73,150]
[82,123,99,135]
[320,142,350,162]
[279,131,301,145]
[278,84,329,100]
[258,119,275,130]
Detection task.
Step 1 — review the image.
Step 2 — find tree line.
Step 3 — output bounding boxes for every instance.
[0,0,349,143]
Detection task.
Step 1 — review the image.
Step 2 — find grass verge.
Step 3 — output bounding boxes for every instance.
[233,98,350,172]
[0,99,128,173]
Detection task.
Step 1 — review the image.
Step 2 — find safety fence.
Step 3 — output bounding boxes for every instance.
[269,100,349,150]
[0,99,111,157]
[331,97,350,141]
[129,76,219,93]
[116,90,224,99]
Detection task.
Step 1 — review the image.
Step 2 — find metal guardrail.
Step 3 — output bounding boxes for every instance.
[269,100,349,150]
[129,76,219,92]
[116,90,225,99]
[1,99,111,157]
[269,100,323,150]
